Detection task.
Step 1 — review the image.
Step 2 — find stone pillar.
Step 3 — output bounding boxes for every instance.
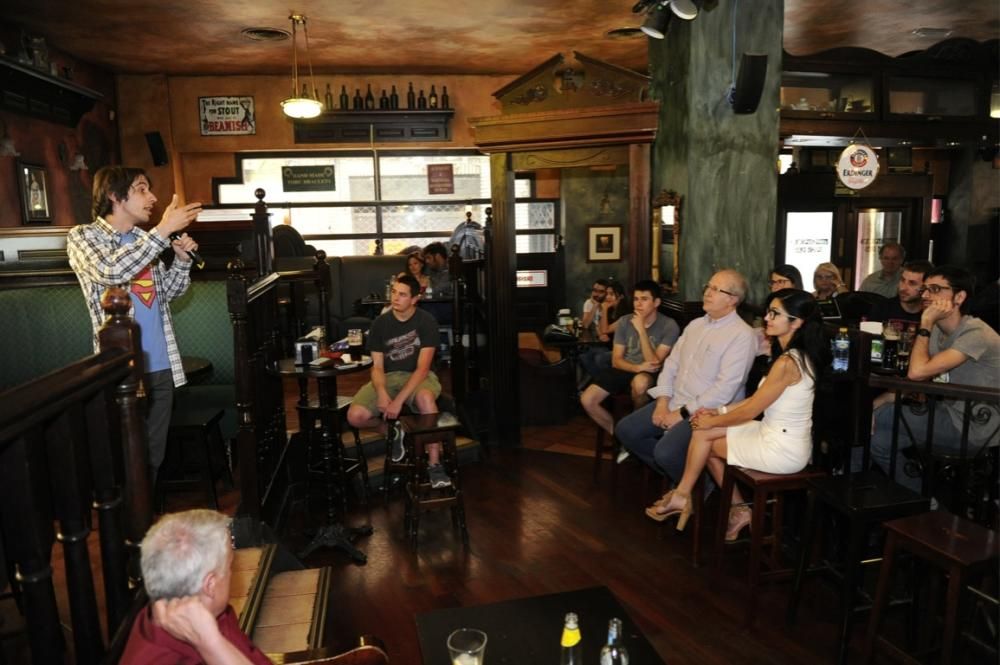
[649,0,783,303]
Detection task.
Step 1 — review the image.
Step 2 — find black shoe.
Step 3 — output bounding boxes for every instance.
[389,422,406,462]
[428,464,452,488]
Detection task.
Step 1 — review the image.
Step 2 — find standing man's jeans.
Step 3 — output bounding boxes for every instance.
[615,401,692,483]
[143,369,175,484]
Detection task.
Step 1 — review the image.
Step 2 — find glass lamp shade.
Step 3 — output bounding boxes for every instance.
[281,97,324,119]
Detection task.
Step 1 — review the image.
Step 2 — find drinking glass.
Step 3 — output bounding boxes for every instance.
[447,628,487,665]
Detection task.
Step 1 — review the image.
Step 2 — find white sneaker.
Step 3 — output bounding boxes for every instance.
[616,448,630,464]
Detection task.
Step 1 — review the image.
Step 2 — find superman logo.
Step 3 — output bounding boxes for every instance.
[131,265,156,308]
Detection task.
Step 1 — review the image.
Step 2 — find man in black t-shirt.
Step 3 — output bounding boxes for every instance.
[346,274,450,487]
[869,260,933,329]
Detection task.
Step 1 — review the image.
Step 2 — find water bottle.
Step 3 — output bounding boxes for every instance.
[832,327,850,373]
[559,612,583,665]
[600,618,628,665]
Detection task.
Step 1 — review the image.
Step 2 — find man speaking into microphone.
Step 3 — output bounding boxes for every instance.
[68,166,202,483]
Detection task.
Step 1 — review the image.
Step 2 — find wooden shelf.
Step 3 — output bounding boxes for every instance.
[0,57,103,126]
[293,108,455,144]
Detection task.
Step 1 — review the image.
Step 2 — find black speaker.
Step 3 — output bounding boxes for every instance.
[728,53,768,114]
[144,131,168,166]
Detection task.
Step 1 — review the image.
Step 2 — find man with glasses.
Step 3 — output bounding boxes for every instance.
[860,242,906,298]
[580,278,611,333]
[868,259,934,329]
[615,270,757,480]
[869,265,1000,492]
[120,509,272,664]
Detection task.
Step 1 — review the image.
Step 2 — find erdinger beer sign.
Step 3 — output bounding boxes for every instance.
[837,143,879,190]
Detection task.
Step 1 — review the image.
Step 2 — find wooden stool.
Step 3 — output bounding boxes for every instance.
[160,407,229,510]
[300,396,370,511]
[594,393,633,479]
[382,417,413,503]
[399,412,468,547]
[863,511,999,665]
[714,465,826,625]
[786,471,930,665]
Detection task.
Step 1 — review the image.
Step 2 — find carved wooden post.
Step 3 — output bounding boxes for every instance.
[314,249,330,338]
[448,243,467,399]
[227,259,261,522]
[252,188,272,279]
[98,286,151,577]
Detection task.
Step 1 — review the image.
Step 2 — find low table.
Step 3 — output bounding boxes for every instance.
[415,586,665,664]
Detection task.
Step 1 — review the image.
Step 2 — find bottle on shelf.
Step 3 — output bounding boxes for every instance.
[559,612,583,665]
[428,84,439,109]
[406,82,416,109]
[352,88,363,110]
[379,89,389,109]
[389,84,399,109]
[441,85,450,109]
[300,83,310,99]
[324,83,334,111]
[417,89,427,109]
[339,85,350,110]
[832,327,850,373]
[599,618,628,665]
[364,83,375,110]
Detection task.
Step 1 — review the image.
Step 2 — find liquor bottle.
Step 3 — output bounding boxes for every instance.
[559,613,582,665]
[406,82,416,109]
[389,84,399,109]
[352,88,363,110]
[441,85,450,109]
[599,618,628,665]
[428,84,439,109]
[301,83,310,99]
[364,83,375,110]
[379,89,389,109]
[832,327,850,373]
[339,85,350,110]
[324,84,334,111]
[417,89,427,109]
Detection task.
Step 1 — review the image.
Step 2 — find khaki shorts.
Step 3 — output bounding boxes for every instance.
[351,371,441,416]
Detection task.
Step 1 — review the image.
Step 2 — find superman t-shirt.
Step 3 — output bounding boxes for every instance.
[121,232,170,373]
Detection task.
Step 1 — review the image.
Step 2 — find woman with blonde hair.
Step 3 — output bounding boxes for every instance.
[812,262,848,300]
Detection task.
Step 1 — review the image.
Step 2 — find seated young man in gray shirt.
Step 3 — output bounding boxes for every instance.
[346,274,451,488]
[580,280,680,440]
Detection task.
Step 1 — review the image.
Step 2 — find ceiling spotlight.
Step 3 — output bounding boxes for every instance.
[669,0,700,20]
[641,3,672,39]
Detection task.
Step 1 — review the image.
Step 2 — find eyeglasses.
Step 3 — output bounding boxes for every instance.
[703,283,737,297]
[768,278,792,287]
[765,307,798,321]
[919,284,953,295]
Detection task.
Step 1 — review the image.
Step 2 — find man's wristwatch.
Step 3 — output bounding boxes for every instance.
[679,405,691,420]
[916,328,932,338]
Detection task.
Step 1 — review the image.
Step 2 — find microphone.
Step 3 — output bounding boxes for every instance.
[169,232,205,269]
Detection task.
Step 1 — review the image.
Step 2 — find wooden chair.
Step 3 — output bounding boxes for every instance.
[863,511,999,665]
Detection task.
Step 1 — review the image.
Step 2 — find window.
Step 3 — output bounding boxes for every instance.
[213,151,554,255]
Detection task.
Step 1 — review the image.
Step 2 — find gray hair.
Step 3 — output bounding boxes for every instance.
[141,509,231,600]
[716,269,748,304]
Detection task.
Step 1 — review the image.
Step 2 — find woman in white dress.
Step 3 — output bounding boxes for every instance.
[645,289,825,539]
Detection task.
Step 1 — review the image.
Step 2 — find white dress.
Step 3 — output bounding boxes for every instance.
[726,349,814,474]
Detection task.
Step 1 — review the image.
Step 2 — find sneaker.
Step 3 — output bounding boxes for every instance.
[616,448,630,464]
[428,464,452,489]
[389,422,406,462]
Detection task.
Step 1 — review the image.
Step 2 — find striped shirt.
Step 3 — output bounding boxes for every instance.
[67,217,190,387]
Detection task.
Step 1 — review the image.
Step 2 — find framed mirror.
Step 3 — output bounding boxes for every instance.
[651,190,681,288]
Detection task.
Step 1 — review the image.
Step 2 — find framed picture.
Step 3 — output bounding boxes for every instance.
[18,162,52,224]
[587,224,622,262]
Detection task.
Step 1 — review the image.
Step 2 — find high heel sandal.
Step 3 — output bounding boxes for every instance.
[652,489,674,510]
[725,505,752,542]
[645,490,692,531]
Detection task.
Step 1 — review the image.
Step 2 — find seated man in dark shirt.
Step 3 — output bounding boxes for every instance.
[868,259,933,329]
[120,509,272,665]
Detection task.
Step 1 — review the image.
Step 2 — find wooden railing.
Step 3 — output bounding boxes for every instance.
[0,287,149,664]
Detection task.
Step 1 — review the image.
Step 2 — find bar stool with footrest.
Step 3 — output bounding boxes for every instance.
[863,510,999,665]
[382,394,458,501]
[158,407,231,511]
[399,411,469,548]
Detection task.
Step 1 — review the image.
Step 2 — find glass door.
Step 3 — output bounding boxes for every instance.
[781,210,835,287]
[853,208,902,289]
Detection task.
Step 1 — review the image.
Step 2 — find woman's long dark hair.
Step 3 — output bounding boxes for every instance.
[771,264,804,290]
[767,288,826,382]
[606,281,627,322]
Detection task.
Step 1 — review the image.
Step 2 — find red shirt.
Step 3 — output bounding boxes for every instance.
[120,604,273,665]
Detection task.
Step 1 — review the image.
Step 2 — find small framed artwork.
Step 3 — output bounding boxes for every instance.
[587,224,622,262]
[18,162,52,224]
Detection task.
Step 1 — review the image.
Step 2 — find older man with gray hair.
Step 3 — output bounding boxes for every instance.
[615,269,758,489]
[120,509,272,665]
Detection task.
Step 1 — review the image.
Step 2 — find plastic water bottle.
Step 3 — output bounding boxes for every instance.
[559,612,583,665]
[832,327,850,373]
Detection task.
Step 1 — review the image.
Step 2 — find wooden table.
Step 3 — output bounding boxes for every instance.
[415,585,666,664]
[181,355,213,383]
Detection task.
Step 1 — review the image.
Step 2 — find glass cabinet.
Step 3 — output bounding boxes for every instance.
[885,76,978,118]
[780,71,875,116]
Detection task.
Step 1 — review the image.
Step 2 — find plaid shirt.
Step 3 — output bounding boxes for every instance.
[67,217,191,387]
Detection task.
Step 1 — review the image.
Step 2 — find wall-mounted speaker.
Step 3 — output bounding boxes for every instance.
[728,53,768,114]
[144,131,168,166]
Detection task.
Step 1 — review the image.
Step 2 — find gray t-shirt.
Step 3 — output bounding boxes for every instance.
[613,312,680,365]
[930,315,1000,444]
[368,307,440,373]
